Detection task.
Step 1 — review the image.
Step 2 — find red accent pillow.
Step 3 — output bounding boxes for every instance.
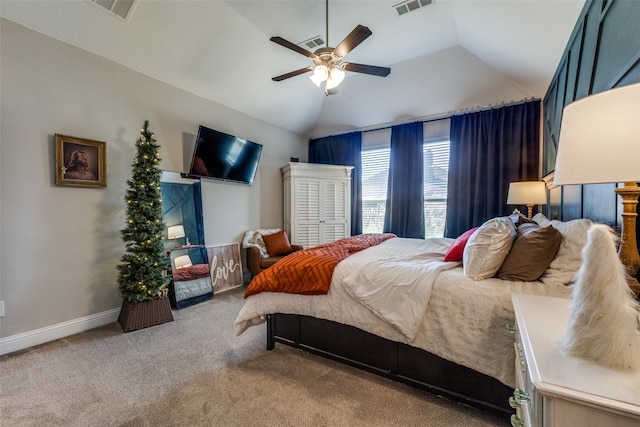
[444,227,479,262]
[262,230,293,257]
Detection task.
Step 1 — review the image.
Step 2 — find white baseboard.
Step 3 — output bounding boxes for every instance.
[0,308,120,356]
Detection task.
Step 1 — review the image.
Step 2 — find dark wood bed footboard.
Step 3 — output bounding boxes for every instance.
[267,313,513,417]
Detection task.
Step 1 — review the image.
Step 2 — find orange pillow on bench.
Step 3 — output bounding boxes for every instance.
[262,230,293,257]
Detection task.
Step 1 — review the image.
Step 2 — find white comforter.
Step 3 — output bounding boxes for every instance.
[234,237,571,387]
[341,238,460,341]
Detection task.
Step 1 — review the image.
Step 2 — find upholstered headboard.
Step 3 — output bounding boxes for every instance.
[543,172,622,229]
[541,0,640,281]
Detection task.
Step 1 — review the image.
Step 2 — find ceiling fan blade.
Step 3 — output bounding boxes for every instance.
[343,62,391,77]
[272,66,315,82]
[333,25,372,58]
[270,36,317,59]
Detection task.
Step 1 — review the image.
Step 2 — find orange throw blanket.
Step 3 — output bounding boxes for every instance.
[245,233,397,298]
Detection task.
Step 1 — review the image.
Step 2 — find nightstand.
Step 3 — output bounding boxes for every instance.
[510,293,640,427]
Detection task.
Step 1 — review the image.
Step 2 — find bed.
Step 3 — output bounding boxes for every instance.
[234,213,592,415]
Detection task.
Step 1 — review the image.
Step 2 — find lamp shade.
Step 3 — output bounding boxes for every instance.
[326,67,345,90]
[167,225,185,240]
[309,65,328,87]
[173,254,192,269]
[507,181,547,205]
[554,82,640,185]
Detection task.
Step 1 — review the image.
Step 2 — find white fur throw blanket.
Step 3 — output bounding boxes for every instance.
[560,224,640,371]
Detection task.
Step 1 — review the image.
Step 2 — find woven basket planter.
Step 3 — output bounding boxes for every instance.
[118,297,174,332]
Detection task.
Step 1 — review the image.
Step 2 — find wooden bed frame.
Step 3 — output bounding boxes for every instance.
[266,313,513,417]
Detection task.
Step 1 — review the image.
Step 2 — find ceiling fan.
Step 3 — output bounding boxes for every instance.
[270,0,391,95]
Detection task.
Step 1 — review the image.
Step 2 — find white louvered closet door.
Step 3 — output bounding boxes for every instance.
[293,178,322,248]
[320,180,349,243]
[281,162,352,249]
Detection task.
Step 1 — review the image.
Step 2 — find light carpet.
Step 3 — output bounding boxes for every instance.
[0,287,508,426]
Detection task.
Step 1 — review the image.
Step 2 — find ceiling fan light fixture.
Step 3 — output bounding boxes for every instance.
[309,73,323,87]
[314,65,329,80]
[326,66,345,89]
[309,65,328,87]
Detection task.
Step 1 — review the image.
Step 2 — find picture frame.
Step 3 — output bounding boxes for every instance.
[206,243,243,293]
[55,134,106,187]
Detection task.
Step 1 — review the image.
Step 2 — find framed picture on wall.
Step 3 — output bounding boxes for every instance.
[207,244,243,293]
[55,134,107,187]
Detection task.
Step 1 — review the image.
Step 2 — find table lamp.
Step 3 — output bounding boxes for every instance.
[173,254,192,269]
[507,181,547,219]
[167,225,185,248]
[553,82,640,289]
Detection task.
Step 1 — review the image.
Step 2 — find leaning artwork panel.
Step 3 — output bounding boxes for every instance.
[207,244,243,293]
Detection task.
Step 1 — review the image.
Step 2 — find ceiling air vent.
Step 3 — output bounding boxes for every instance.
[87,0,137,22]
[394,0,433,16]
[299,36,325,50]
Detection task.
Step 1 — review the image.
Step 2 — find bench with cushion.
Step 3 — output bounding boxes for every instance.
[242,228,302,277]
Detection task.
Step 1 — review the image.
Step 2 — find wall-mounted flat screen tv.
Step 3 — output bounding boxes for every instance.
[188,126,263,185]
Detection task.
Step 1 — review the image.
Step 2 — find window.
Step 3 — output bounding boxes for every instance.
[361,148,390,234]
[361,139,450,237]
[423,140,449,238]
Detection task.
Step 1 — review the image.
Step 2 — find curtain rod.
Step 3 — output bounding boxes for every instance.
[314,97,540,138]
[450,97,539,116]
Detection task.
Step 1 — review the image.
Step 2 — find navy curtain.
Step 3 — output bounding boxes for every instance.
[383,122,425,238]
[444,100,540,238]
[309,132,362,235]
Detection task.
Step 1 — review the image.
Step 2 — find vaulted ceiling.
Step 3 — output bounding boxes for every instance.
[1,0,585,137]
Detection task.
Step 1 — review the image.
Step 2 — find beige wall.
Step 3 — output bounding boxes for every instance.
[311,46,532,138]
[0,19,306,343]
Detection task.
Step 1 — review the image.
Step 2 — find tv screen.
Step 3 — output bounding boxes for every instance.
[188,126,263,185]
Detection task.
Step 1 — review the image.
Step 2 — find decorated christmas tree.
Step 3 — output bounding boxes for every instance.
[117,120,169,302]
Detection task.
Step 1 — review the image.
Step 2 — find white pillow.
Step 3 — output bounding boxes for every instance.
[532,212,551,227]
[242,228,282,258]
[533,214,593,285]
[463,217,517,280]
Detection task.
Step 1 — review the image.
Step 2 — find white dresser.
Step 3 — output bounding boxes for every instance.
[281,162,352,248]
[511,293,640,427]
